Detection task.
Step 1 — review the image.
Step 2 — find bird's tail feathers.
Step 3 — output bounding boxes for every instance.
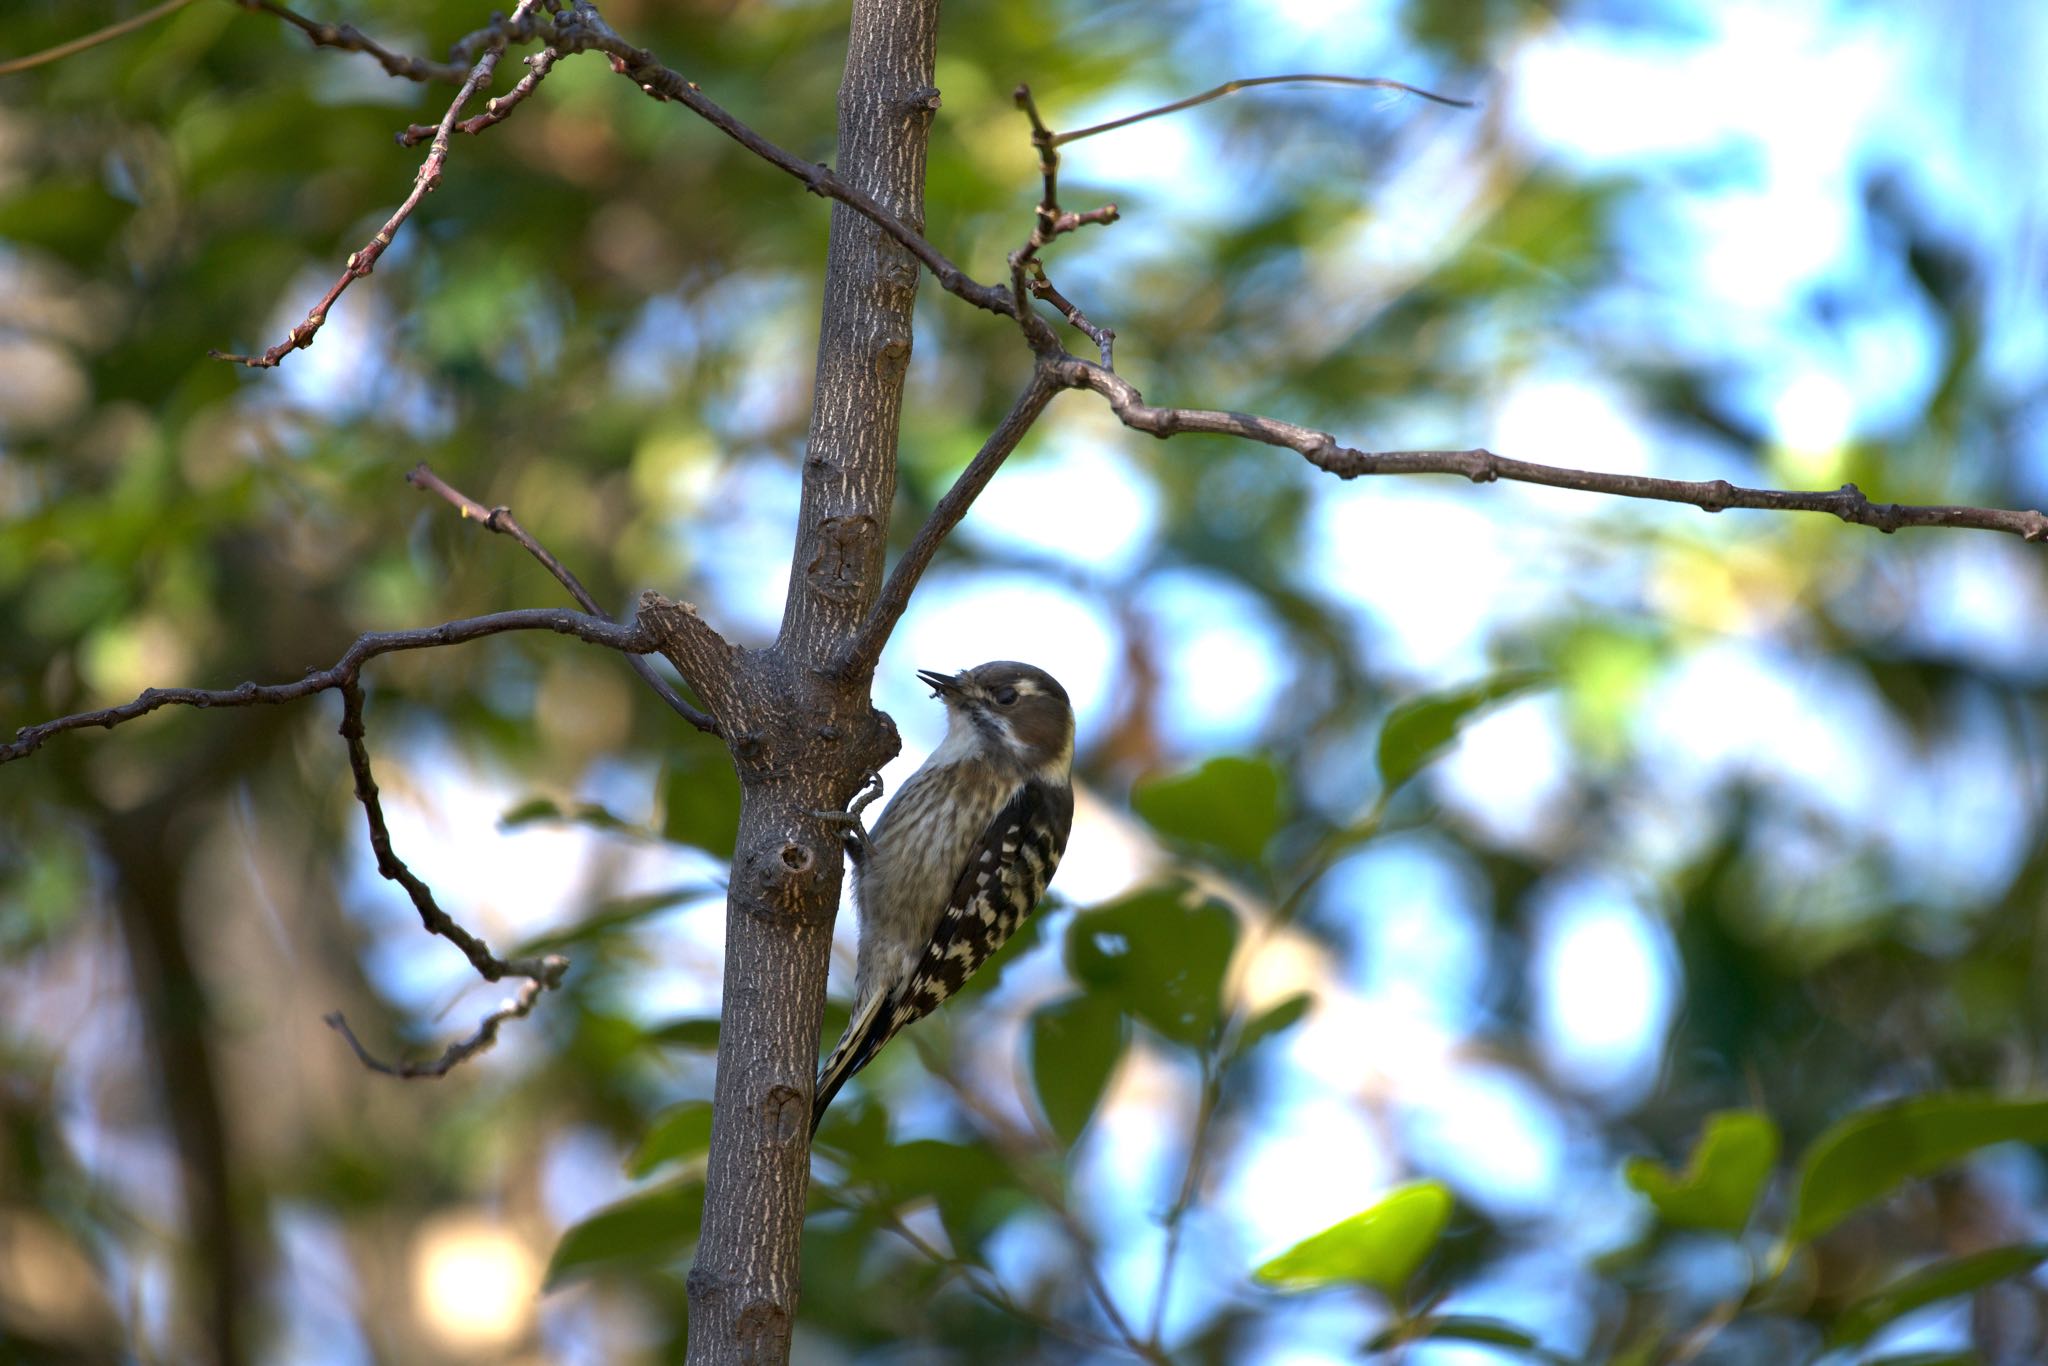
[811,989,900,1137]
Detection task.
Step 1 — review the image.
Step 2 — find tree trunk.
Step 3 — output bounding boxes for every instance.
[682,2,939,1361]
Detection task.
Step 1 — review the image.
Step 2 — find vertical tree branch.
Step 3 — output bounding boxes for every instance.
[684,2,939,1362]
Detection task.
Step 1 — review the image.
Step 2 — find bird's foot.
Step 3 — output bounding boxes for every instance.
[813,773,884,865]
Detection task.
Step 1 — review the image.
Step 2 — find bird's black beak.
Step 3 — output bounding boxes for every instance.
[916,668,961,698]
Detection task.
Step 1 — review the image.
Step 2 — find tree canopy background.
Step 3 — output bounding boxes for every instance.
[3,0,2048,1362]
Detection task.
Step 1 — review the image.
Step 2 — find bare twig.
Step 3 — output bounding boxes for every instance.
[838,371,1061,677]
[324,982,547,1078]
[232,0,474,84]
[212,0,549,368]
[1021,262,1115,367]
[319,677,568,1076]
[398,45,560,146]
[10,609,624,1069]
[406,463,717,732]
[544,2,1042,341]
[1048,354,2048,542]
[335,678,563,985]
[2,607,650,764]
[1050,74,1474,148]
[0,0,200,77]
[1008,84,1119,364]
[229,0,1052,353]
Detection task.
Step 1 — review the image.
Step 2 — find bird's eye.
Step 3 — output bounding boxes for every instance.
[993,686,1019,706]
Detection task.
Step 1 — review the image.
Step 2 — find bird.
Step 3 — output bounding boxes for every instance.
[812,660,1076,1136]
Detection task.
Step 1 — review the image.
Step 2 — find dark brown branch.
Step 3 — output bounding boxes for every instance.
[1008,84,1119,364]
[0,0,199,77]
[634,590,745,724]
[1050,73,1474,148]
[546,2,1039,339]
[837,370,1061,678]
[320,677,566,1077]
[1021,262,1114,367]
[1010,84,1065,263]
[232,0,475,84]
[406,463,717,732]
[1049,355,2048,542]
[336,678,564,984]
[2,607,651,764]
[234,1,1050,352]
[212,1,547,368]
[323,982,546,1078]
[397,44,560,146]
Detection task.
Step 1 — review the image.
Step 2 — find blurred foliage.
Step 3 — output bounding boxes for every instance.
[4,0,2048,1364]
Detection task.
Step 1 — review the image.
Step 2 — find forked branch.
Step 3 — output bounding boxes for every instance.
[211,0,552,368]
[324,680,567,1078]
[2,606,650,1073]
[2,607,650,764]
[840,371,1062,678]
[406,463,717,732]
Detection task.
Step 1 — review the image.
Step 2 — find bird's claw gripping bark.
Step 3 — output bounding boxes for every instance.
[813,772,884,865]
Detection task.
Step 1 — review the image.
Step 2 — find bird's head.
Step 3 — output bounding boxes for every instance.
[917,661,1074,782]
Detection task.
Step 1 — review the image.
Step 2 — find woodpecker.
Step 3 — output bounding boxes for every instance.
[812,661,1076,1135]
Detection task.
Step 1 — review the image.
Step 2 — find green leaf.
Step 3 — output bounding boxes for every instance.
[662,758,740,857]
[499,796,649,835]
[1028,993,1129,1146]
[1252,1180,1453,1298]
[1366,1315,1570,1362]
[1625,1110,1779,1233]
[1066,887,1238,1046]
[1375,671,1548,791]
[1792,1094,2048,1243]
[1132,756,1282,865]
[625,1101,715,1179]
[1230,992,1313,1061]
[512,885,706,955]
[1831,1244,2048,1346]
[544,1179,703,1289]
[862,1139,1023,1260]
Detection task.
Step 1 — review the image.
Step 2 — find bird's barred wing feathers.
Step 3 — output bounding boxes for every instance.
[811,780,1069,1135]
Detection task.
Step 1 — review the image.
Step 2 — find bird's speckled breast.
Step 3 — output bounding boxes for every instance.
[852,755,1015,1002]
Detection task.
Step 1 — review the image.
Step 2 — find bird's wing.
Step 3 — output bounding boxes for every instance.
[811,779,1070,1135]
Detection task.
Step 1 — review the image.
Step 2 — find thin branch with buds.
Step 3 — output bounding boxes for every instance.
[405,463,717,732]
[1,606,648,1071]
[1046,355,2048,541]
[211,0,551,368]
[2,607,650,764]
[539,2,1030,330]
[231,0,478,85]
[1009,84,1120,365]
[191,8,2048,552]
[398,44,561,146]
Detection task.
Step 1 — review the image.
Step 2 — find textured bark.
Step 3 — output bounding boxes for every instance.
[680,2,940,1361]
